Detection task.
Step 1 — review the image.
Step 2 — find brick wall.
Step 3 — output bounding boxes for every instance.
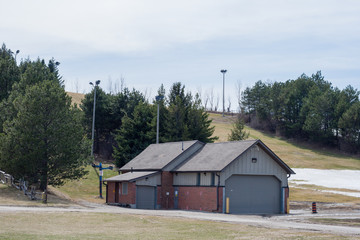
[106,182,136,206]
[119,182,136,205]
[107,182,115,203]
[160,171,174,209]
[177,186,223,212]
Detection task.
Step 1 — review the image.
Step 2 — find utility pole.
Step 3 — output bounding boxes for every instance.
[89,80,100,158]
[221,69,227,117]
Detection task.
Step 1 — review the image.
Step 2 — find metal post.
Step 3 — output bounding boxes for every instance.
[91,87,96,156]
[156,102,160,144]
[221,69,227,117]
[92,162,113,199]
[99,162,103,198]
[90,80,100,157]
[14,50,20,65]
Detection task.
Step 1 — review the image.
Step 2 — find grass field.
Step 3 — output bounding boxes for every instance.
[56,164,118,203]
[0,211,346,240]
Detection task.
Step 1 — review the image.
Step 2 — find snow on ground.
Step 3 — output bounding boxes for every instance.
[289,168,360,198]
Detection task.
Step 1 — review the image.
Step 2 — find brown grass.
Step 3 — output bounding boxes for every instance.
[0,184,74,207]
[289,184,360,204]
[66,92,85,107]
[0,211,346,240]
[309,218,360,227]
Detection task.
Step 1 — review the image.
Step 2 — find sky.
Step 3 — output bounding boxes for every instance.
[1,0,360,110]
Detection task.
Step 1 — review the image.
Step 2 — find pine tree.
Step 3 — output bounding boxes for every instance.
[228,115,249,141]
[0,80,90,194]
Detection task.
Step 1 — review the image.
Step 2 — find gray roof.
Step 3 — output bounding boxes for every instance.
[174,140,295,174]
[105,171,158,182]
[120,140,199,171]
[174,140,257,172]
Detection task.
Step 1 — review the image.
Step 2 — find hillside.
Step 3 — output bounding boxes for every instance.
[66,92,85,106]
[209,113,360,170]
[64,91,359,170]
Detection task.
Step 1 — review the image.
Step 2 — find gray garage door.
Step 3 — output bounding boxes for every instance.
[136,186,156,209]
[225,175,280,214]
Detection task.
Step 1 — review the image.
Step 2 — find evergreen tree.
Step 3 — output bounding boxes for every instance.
[112,102,155,167]
[228,116,249,141]
[338,102,360,153]
[0,44,20,102]
[0,80,90,193]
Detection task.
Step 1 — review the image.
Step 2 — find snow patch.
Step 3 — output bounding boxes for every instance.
[289,168,360,198]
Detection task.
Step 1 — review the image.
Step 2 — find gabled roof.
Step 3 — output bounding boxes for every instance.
[120,140,200,171]
[105,171,158,182]
[174,139,295,174]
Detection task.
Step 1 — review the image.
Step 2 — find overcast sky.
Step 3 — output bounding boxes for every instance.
[2,0,360,110]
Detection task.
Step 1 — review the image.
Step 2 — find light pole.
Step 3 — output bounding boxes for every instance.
[155,94,164,144]
[90,80,100,158]
[14,50,20,65]
[221,69,227,117]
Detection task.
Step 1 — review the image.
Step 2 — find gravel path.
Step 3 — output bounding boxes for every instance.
[1,202,360,237]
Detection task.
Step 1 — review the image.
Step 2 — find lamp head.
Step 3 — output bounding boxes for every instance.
[95,80,101,85]
[220,69,227,74]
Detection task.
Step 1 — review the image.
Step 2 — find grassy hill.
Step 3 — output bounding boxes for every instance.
[65,91,360,170]
[209,113,360,170]
[67,92,85,106]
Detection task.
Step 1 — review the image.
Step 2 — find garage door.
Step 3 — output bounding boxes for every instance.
[225,175,280,214]
[136,186,156,209]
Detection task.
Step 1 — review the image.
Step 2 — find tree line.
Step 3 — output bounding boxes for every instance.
[0,44,218,194]
[82,82,218,167]
[241,71,360,153]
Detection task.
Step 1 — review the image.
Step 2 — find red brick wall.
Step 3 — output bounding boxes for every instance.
[106,182,136,206]
[107,182,115,203]
[160,171,174,209]
[118,182,136,205]
[177,186,223,212]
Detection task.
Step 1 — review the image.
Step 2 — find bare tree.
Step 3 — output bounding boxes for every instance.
[215,93,220,112]
[196,86,202,100]
[108,76,113,94]
[114,76,125,94]
[235,80,242,113]
[227,96,232,113]
[204,90,210,110]
[143,88,152,102]
[75,78,79,93]
[209,87,214,111]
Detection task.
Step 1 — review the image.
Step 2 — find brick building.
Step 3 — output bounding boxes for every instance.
[104,139,295,214]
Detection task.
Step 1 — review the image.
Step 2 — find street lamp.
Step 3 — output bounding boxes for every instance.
[14,50,20,65]
[220,69,227,117]
[10,50,20,65]
[89,80,101,158]
[90,80,111,199]
[155,93,165,144]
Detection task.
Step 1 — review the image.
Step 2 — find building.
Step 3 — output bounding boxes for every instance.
[104,139,295,214]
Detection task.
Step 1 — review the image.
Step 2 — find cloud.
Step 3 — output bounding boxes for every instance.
[1,0,360,96]
[3,0,359,55]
